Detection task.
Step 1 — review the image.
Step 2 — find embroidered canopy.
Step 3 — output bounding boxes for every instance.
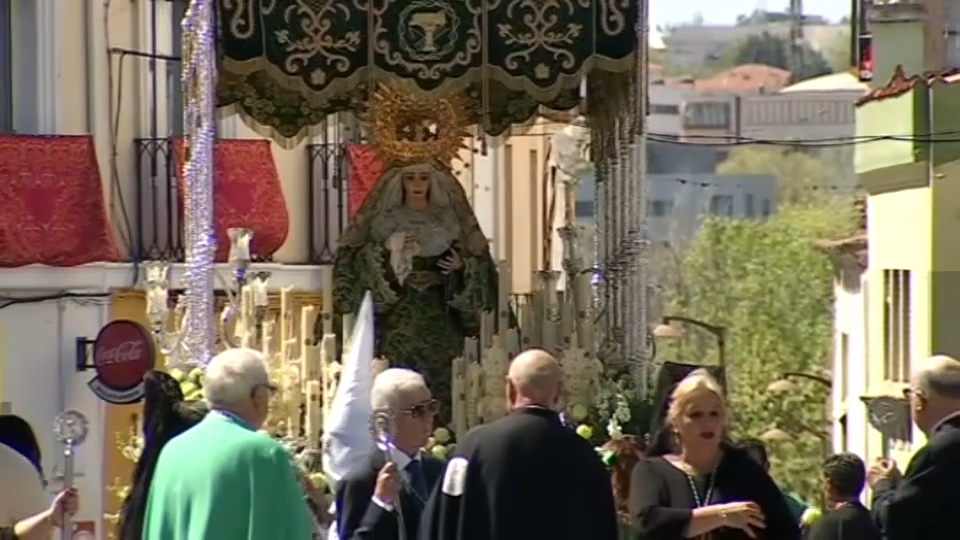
[216,0,639,142]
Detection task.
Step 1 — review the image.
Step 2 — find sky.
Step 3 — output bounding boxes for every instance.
[651,0,850,27]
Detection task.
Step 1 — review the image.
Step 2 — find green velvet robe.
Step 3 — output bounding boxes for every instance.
[142,412,314,540]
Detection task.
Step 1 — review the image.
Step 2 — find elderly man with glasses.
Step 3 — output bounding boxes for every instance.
[142,348,314,540]
[334,368,442,540]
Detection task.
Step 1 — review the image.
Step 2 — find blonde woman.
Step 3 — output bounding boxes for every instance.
[628,369,800,540]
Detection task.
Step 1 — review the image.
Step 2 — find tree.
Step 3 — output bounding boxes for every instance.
[659,203,858,501]
[719,32,832,81]
[822,30,852,73]
[717,146,841,205]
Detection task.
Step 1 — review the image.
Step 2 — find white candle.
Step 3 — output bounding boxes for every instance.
[305,381,321,448]
[251,279,269,307]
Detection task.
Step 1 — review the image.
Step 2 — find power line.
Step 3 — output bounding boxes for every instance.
[648,130,960,147]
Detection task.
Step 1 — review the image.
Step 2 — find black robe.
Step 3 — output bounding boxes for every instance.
[629,449,800,540]
[807,502,881,540]
[418,407,619,540]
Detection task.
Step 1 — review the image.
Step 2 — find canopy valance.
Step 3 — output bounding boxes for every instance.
[216,0,638,142]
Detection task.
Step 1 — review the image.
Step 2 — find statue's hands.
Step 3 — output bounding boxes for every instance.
[403,236,421,255]
[439,250,463,273]
[385,232,407,252]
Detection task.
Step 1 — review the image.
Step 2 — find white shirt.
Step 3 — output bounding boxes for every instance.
[0,443,47,526]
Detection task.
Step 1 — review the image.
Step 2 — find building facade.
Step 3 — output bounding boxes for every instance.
[853,0,960,471]
[576,173,778,244]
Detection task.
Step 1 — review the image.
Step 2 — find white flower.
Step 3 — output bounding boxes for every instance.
[607,417,623,439]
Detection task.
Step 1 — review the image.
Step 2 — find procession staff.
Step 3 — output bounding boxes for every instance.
[869,355,960,539]
[335,368,443,540]
[418,349,619,540]
[142,349,314,540]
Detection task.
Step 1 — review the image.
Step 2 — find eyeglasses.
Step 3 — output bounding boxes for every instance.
[401,399,440,419]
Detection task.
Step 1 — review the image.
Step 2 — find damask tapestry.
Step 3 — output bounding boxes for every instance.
[216,0,637,143]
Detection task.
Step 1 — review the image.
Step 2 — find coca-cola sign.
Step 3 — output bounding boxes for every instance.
[88,320,155,404]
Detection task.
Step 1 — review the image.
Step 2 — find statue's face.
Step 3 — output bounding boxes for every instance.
[402,171,431,201]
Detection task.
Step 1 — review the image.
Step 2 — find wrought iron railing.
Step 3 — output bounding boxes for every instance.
[306,142,352,265]
[133,137,185,261]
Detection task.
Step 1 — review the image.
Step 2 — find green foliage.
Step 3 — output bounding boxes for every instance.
[660,204,857,502]
[822,30,852,73]
[717,147,843,205]
[720,32,832,82]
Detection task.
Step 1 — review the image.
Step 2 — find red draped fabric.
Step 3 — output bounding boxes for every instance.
[345,144,383,218]
[0,135,119,267]
[174,139,289,262]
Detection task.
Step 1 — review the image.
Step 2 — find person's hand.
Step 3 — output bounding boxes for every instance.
[438,250,463,273]
[868,457,901,488]
[48,487,78,528]
[373,462,401,505]
[299,471,324,505]
[718,501,765,538]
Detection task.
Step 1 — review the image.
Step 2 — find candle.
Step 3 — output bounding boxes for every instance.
[251,279,268,307]
[228,228,253,263]
[305,381,321,448]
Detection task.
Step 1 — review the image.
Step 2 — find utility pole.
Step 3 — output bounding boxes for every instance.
[789,0,805,78]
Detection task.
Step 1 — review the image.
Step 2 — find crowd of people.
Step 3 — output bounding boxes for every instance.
[3,349,960,539]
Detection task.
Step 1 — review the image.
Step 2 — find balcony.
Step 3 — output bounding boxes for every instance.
[133,136,362,265]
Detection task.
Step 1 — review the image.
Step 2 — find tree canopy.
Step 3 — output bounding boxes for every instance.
[719,32,832,82]
[659,202,858,501]
[717,146,843,205]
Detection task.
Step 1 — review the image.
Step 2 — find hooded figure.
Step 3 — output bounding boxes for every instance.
[116,370,208,540]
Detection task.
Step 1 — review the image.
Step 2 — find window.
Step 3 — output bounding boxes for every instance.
[883,270,912,382]
[709,195,733,216]
[650,104,680,115]
[0,0,12,133]
[745,194,755,217]
[650,200,674,217]
[682,102,731,128]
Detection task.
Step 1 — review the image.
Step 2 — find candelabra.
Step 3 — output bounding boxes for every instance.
[143,228,271,366]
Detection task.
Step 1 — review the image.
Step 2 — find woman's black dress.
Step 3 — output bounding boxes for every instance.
[628,449,801,540]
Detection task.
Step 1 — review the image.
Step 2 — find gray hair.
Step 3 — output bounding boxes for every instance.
[915,355,960,399]
[203,348,271,407]
[371,368,427,412]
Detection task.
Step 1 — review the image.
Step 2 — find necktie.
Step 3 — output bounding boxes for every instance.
[405,459,428,500]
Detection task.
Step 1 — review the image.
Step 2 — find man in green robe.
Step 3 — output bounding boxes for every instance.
[143,348,314,540]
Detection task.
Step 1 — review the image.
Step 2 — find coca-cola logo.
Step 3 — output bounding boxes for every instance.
[89,320,155,403]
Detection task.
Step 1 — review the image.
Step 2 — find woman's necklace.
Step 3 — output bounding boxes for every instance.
[685,469,717,508]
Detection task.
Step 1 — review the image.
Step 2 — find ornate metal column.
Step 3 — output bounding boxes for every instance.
[589,0,650,394]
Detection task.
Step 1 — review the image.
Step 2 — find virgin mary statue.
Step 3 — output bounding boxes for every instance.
[332,160,498,424]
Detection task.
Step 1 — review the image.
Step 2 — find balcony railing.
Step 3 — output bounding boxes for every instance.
[134,137,185,261]
[306,142,352,265]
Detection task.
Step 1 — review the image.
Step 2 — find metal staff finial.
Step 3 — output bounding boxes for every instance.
[54,409,88,540]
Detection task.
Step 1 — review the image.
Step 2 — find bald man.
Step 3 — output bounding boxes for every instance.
[418,349,618,540]
[869,354,960,539]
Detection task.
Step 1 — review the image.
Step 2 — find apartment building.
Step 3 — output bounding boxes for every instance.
[576,172,777,244]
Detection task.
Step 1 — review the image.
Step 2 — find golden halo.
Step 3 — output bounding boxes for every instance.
[366,83,469,169]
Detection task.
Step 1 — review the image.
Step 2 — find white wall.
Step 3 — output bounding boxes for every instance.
[831,265,870,489]
[0,295,109,531]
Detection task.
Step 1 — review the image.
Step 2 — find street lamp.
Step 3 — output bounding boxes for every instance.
[767,372,833,393]
[653,315,728,366]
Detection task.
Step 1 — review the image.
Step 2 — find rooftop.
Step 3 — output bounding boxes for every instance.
[780,71,869,94]
[694,64,792,93]
[856,65,960,106]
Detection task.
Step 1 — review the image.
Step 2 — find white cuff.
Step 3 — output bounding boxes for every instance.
[371,495,394,512]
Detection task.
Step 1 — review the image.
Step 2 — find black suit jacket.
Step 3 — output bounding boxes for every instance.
[336,448,444,540]
[871,414,960,540]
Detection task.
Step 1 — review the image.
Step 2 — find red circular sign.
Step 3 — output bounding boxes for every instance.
[92,320,155,391]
